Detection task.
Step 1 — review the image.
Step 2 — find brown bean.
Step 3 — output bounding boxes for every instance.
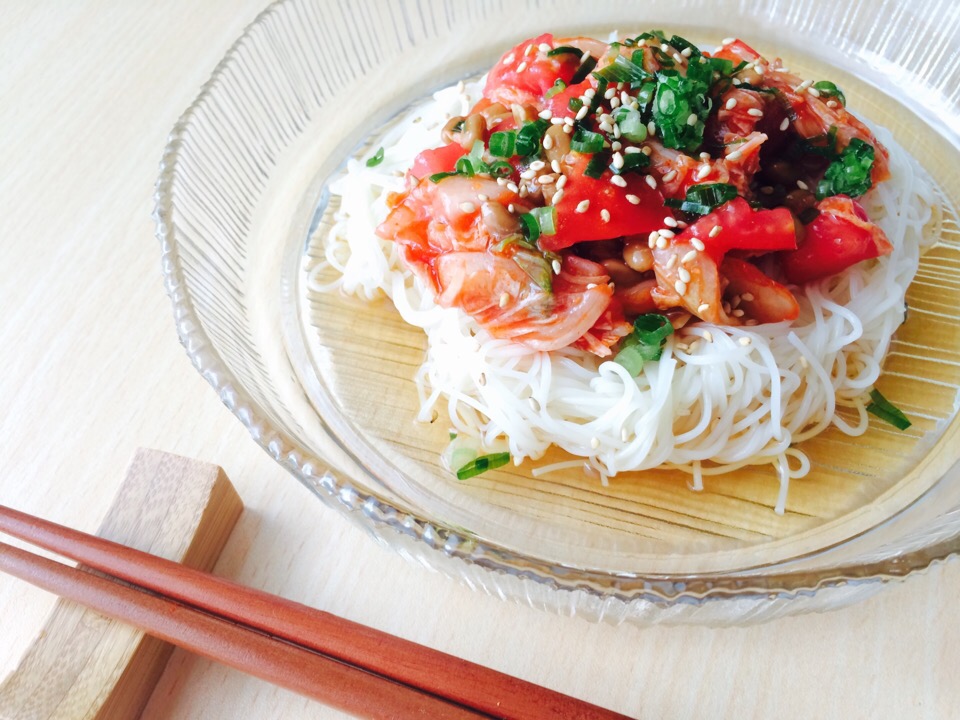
[764,160,798,186]
[783,188,817,216]
[511,103,538,125]
[458,114,485,150]
[544,125,570,165]
[600,259,645,287]
[480,201,520,237]
[622,241,654,273]
[441,115,465,144]
[615,279,658,316]
[479,102,509,131]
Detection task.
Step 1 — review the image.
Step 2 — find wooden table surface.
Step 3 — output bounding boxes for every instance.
[1,3,958,718]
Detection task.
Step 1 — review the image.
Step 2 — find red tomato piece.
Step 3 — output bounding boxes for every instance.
[539,154,666,252]
[676,198,797,263]
[484,34,581,107]
[710,39,762,65]
[409,142,468,180]
[780,195,893,284]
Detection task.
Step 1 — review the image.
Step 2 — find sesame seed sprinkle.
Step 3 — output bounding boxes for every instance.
[611,141,622,151]
[738,336,751,345]
[779,117,790,131]
[665,254,678,269]
[686,113,698,126]
[477,194,488,201]
[552,259,562,274]
[681,46,692,57]
[459,202,476,213]
[732,308,745,317]
[612,152,624,169]
[678,267,692,283]
[747,108,764,117]
[698,306,711,317]
[662,169,677,182]
[626,194,640,205]
[695,164,711,180]
[623,146,640,155]
[655,235,668,249]
[556,174,567,189]
[725,98,737,110]
[681,249,697,264]
[538,109,553,120]
[745,319,758,326]
[590,436,600,449]
[611,174,627,187]
[692,237,707,251]
[647,121,657,135]
[601,208,611,222]
[499,292,510,308]
[576,199,590,213]
[741,292,755,301]
[508,203,515,213]
[530,160,545,171]
[562,124,573,134]
[675,280,688,295]
[586,283,597,290]
[538,42,551,52]
[645,175,658,189]
[504,53,515,64]
[599,121,614,133]
[664,216,678,227]
[507,182,519,193]
[726,150,742,161]
[807,87,821,98]
[721,37,736,45]
[550,116,566,125]
[551,159,562,173]
[538,174,555,185]
[583,87,596,98]
[795,79,813,92]
[551,189,565,205]
[524,43,535,56]
[659,228,675,239]
[517,61,528,73]
[826,99,839,108]
[604,87,617,100]
[641,146,652,156]
[610,97,621,109]
[648,231,660,247]
[542,134,554,150]
[575,105,589,121]
[796,180,809,190]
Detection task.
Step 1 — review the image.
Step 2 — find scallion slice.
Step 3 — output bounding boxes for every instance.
[547,45,583,59]
[812,80,846,106]
[531,205,557,235]
[518,212,540,243]
[570,54,598,84]
[512,248,553,292]
[866,388,911,430]
[545,78,567,99]
[816,138,874,199]
[489,131,516,157]
[682,183,738,213]
[366,147,385,167]
[571,127,605,154]
[614,107,647,142]
[456,452,511,480]
[488,160,515,178]
[614,152,650,174]
[515,119,549,157]
[428,171,458,183]
[615,314,674,375]
[583,151,610,179]
[592,54,651,85]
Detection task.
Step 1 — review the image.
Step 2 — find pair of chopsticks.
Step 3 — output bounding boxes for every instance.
[0,504,631,720]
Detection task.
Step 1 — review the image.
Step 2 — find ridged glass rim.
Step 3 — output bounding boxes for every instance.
[152,0,960,622]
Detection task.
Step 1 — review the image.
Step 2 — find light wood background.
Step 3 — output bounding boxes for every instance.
[1,3,958,718]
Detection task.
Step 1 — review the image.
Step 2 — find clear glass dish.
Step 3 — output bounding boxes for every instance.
[154,0,960,625]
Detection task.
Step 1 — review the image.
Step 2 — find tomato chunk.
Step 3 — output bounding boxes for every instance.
[410,142,468,180]
[540,154,665,252]
[780,195,892,284]
[484,34,581,107]
[675,198,797,263]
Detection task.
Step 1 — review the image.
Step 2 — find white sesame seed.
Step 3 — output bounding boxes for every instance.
[499,292,510,308]
[776,66,791,73]
[645,175,658,189]
[741,292,755,301]
[754,65,765,76]
[556,174,567,189]
[678,267,692,283]
[732,308,745,317]
[611,175,627,187]
[665,253,677,269]
[731,294,741,309]
[722,301,731,314]
[662,169,678,182]
[550,116,566,125]
[601,208,611,222]
[807,87,821,98]
[496,177,508,186]
[685,113,698,127]
[796,180,809,191]
[695,164,711,180]
[622,146,640,155]
[664,216,678,228]
[538,109,553,120]
[681,46,692,57]
[529,397,541,412]
[721,37,735,45]
[562,124,573,134]
[551,259,562,275]
[699,152,711,161]
[641,146,652,156]
[732,78,741,86]
[621,91,631,105]
[747,108,764,117]
[519,170,535,180]
[647,121,657,135]
[586,283,597,290]
[800,355,809,368]
[551,189,565,205]
[692,237,706,251]
[517,61,528,72]
[725,98,738,110]
[507,203,515,213]
[682,249,698,264]
[660,43,669,52]
[610,97,621,109]
[599,121,614,133]
[726,149,742,161]
[529,160,545,171]
[477,193,489,201]
[538,174,555,185]
[590,436,600,449]
[826,99,839,109]
[583,87,596,98]
[745,319,758,326]
[551,159,562,174]
[507,182,519,193]
[779,117,790,131]
[504,53,515,64]
[656,235,668,249]
[564,116,575,126]
[648,231,659,247]
[611,141,622,151]
[576,199,590,213]
[542,134,554,150]
[519,185,529,197]
[538,42,552,52]
[658,228,675,239]
[604,87,617,100]
[698,304,711,316]
[738,335,751,345]
[612,153,624,169]
[575,105,589,121]
[459,202,476,213]
[676,220,688,229]
[795,79,813,92]
[675,280,688,295]
[708,225,722,238]
[626,194,640,205]
[621,427,630,442]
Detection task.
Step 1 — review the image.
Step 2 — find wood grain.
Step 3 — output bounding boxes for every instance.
[0,449,242,720]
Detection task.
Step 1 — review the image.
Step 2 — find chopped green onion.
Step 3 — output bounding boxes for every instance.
[812,80,846,106]
[448,431,458,441]
[798,125,839,158]
[488,160,515,178]
[816,138,875,199]
[366,147,385,167]
[518,212,540,243]
[583,151,610,179]
[570,55,598,84]
[682,183,738,213]
[493,233,533,252]
[547,45,584,59]
[585,77,608,117]
[489,131,516,157]
[515,119,549,157]
[615,314,674,375]
[667,34,701,59]
[633,30,667,44]
[614,107,647,142]
[511,247,553,291]
[866,388,911,430]
[571,127,605,154]
[653,61,713,152]
[428,171,458,183]
[456,452,511,480]
[568,97,584,112]
[455,156,476,176]
[545,78,567,99]
[612,152,650,174]
[531,205,557,235]
[592,54,651,86]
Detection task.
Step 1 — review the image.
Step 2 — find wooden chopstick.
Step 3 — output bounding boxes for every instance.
[0,539,488,719]
[0,505,631,720]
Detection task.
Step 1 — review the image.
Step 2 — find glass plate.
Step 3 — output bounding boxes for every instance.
[154,0,960,625]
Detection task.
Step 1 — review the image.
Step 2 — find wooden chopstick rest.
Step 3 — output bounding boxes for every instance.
[0,448,243,720]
